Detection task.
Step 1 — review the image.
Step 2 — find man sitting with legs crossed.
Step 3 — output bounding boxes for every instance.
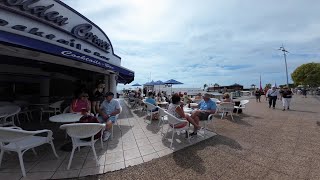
[191,93,217,136]
[97,92,121,141]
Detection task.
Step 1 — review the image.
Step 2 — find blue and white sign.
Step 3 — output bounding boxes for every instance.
[0,0,134,83]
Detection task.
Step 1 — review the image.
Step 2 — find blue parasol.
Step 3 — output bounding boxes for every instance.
[154,80,165,92]
[131,83,142,86]
[164,79,183,94]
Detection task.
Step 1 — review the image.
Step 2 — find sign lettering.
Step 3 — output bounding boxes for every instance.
[71,24,110,52]
[0,0,69,26]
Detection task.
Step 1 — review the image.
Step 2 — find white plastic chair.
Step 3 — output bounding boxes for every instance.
[219,102,234,120]
[60,123,105,170]
[0,105,21,126]
[0,127,59,176]
[138,99,146,112]
[234,100,249,113]
[145,102,159,124]
[129,98,139,109]
[200,114,215,137]
[157,107,168,134]
[164,111,190,149]
[63,106,70,113]
[96,106,122,140]
[40,100,64,122]
[14,100,33,123]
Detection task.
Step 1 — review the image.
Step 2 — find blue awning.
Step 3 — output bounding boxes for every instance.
[0,30,134,84]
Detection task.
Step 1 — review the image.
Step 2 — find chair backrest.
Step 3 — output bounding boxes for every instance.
[60,123,105,139]
[49,100,64,109]
[0,101,14,106]
[219,102,234,111]
[145,102,156,111]
[210,98,220,103]
[63,106,70,113]
[164,111,186,126]
[0,127,36,143]
[158,106,167,118]
[0,105,21,117]
[193,99,202,104]
[240,100,249,107]
[117,106,123,118]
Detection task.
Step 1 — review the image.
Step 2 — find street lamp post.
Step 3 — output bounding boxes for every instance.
[278,45,289,87]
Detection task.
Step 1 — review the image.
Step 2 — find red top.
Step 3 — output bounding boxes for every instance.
[71,99,90,113]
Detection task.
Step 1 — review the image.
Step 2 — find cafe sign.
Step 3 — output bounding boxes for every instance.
[0,0,122,66]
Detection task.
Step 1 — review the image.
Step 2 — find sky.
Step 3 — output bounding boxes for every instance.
[64,0,320,89]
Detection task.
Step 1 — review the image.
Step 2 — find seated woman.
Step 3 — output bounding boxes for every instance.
[167,94,201,134]
[70,91,91,114]
[219,93,233,117]
[221,93,233,103]
[145,92,159,119]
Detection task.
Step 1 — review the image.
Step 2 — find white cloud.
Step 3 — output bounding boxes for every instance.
[64,0,320,89]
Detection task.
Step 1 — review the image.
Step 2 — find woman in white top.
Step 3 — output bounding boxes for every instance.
[167,94,201,133]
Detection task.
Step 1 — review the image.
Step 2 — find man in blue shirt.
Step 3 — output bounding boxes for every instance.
[191,93,217,136]
[98,92,121,141]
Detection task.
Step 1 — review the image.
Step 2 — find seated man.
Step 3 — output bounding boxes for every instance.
[191,93,217,136]
[97,92,121,141]
[145,92,159,119]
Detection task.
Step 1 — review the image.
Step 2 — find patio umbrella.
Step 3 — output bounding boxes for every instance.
[164,79,183,94]
[154,80,165,93]
[131,83,141,86]
[144,81,155,93]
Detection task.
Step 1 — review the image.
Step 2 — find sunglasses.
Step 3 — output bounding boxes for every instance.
[82,95,89,98]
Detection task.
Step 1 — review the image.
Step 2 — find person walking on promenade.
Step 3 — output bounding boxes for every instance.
[302,88,307,98]
[266,86,279,109]
[255,88,261,102]
[264,88,269,101]
[280,86,293,111]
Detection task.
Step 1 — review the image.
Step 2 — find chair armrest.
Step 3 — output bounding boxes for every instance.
[31,129,53,139]
[208,114,215,121]
[5,126,23,130]
[172,116,188,124]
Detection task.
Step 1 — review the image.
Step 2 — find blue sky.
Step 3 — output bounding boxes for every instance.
[64,0,320,89]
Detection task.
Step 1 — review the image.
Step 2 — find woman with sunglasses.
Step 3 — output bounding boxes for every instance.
[70,91,91,114]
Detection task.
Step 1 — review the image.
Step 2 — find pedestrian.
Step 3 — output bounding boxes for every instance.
[266,86,279,109]
[279,86,293,111]
[302,88,307,98]
[264,88,269,101]
[255,88,261,102]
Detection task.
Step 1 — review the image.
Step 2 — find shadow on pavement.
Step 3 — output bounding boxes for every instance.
[172,134,242,174]
[287,109,317,113]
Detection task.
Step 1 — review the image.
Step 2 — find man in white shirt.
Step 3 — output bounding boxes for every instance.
[98,92,121,141]
[266,86,279,109]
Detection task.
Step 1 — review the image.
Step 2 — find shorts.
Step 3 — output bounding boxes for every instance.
[98,116,117,123]
[152,107,159,112]
[197,112,210,121]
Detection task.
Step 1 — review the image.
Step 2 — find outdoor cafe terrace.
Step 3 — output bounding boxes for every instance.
[0,97,222,179]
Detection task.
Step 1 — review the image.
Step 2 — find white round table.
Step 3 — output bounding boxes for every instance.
[49,113,83,123]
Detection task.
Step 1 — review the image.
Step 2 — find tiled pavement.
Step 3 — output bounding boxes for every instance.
[0,99,215,179]
[82,95,320,180]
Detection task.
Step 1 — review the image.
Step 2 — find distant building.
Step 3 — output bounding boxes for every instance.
[207,83,244,92]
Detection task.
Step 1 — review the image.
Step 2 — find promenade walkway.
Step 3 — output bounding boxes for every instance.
[87,95,320,180]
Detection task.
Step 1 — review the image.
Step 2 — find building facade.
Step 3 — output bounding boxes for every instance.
[0,0,134,103]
